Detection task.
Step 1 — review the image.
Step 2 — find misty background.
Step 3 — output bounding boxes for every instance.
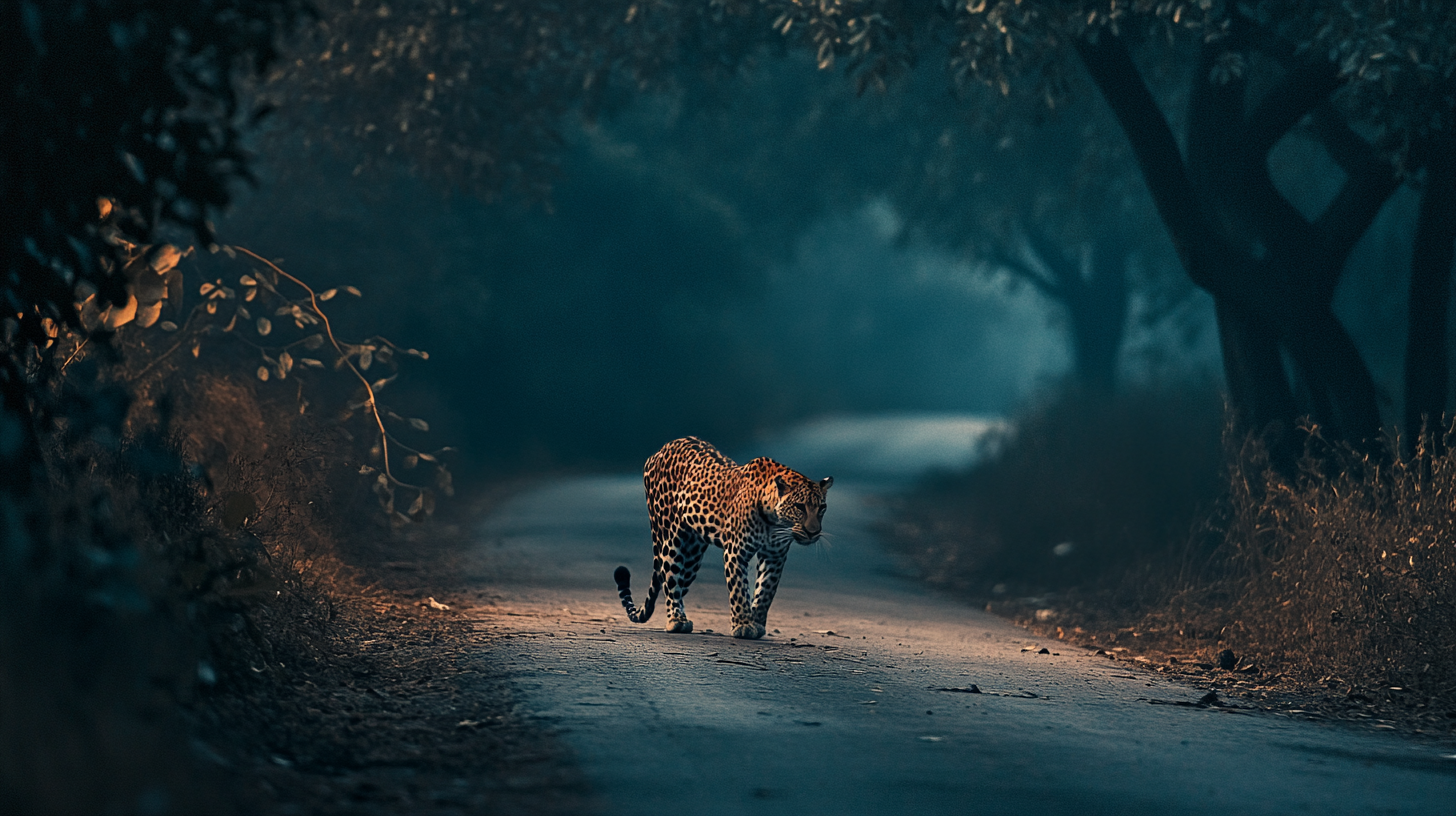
[211,52,1266,473]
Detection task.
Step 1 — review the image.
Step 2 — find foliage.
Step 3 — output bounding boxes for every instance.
[1,0,305,355]
[55,211,453,522]
[254,0,777,198]
[1197,420,1456,697]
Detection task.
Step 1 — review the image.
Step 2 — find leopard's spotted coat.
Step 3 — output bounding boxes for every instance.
[614,437,832,639]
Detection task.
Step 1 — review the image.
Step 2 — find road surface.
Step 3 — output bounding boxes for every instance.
[460,415,1455,815]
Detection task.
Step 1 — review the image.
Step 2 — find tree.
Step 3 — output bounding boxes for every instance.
[761,0,1456,454]
[1,0,306,544]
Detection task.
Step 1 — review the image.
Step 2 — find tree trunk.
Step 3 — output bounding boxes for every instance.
[1075,30,1389,450]
[1405,132,1456,445]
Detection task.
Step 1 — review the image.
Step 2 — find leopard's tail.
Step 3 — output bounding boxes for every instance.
[614,565,660,623]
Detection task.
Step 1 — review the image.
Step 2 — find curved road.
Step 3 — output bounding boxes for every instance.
[462,415,1454,815]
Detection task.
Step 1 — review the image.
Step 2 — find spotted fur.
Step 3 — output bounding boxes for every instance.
[614,437,832,639]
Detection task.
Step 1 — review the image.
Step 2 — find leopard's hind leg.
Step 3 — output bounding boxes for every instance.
[663,527,708,633]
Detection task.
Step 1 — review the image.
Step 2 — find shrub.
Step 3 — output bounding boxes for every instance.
[891,386,1225,606]
[1190,422,1456,697]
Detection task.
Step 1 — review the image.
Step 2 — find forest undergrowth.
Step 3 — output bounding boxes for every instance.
[1,248,580,814]
[887,388,1456,740]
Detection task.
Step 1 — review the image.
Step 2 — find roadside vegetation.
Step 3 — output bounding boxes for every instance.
[889,390,1456,737]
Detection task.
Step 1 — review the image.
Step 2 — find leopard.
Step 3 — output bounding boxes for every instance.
[613,436,832,640]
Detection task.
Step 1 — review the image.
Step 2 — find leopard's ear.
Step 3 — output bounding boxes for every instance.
[773,476,789,495]
[820,476,833,491]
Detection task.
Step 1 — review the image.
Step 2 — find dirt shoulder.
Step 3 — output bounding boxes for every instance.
[200,482,589,816]
[980,596,1456,745]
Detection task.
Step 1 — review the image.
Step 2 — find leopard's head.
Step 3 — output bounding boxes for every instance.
[771,472,833,544]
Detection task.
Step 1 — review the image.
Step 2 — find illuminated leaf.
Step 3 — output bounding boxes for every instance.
[200,282,216,296]
[300,357,324,368]
[302,334,325,350]
[408,492,424,515]
[279,351,294,372]
[344,286,362,297]
[403,454,419,469]
[135,300,162,328]
[206,300,217,315]
[359,465,375,475]
[359,348,373,370]
[319,288,338,301]
[408,417,429,432]
[223,314,237,332]
[417,452,436,463]
[256,366,270,381]
[245,287,257,302]
[159,321,178,331]
[371,373,396,392]
[240,274,257,286]
[191,342,201,358]
[275,306,292,316]
[256,317,272,336]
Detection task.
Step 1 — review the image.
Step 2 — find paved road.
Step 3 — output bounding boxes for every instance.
[461,416,1456,815]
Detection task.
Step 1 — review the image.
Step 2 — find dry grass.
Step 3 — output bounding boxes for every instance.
[891,390,1456,733]
[1181,422,1456,702]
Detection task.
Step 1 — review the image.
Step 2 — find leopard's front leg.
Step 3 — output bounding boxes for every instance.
[749,554,786,638]
[723,549,761,639]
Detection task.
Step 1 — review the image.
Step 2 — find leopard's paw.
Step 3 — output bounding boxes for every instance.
[666,618,694,633]
[750,622,767,638]
[731,623,763,639]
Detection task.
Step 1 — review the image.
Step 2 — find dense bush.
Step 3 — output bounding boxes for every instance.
[1186,423,1456,697]
[890,386,1226,603]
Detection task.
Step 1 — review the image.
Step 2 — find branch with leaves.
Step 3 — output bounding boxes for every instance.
[57,202,453,525]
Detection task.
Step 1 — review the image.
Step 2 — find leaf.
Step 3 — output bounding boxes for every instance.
[275,362,287,380]
[318,288,337,301]
[199,282,216,296]
[417,452,436,462]
[300,357,324,368]
[236,306,250,320]
[244,287,257,302]
[279,351,294,373]
[159,321,178,332]
[239,274,257,286]
[403,454,419,469]
[256,366,269,382]
[256,317,271,336]
[343,285,362,297]
[371,374,396,392]
[206,301,217,315]
[191,342,201,358]
[302,334,324,350]
[408,417,429,432]
[275,305,292,316]
[359,348,373,370]
[222,245,236,259]
[359,465,375,475]
[408,492,425,515]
